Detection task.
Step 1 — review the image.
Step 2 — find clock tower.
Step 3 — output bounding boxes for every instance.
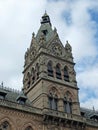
[23,12,80,115]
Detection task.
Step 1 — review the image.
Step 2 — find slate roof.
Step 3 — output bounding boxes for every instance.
[0,85,31,106]
[0,84,98,121]
[80,107,98,119]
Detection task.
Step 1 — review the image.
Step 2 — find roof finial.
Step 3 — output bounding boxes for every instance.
[44,10,48,16]
[93,106,95,112]
[54,27,57,32]
[66,40,69,44]
[32,32,35,38]
[1,81,4,87]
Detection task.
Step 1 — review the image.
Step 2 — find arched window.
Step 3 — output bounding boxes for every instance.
[64,92,72,114]
[0,121,11,130]
[35,63,39,80]
[64,66,69,82]
[64,98,72,114]
[48,92,58,110]
[27,72,31,88]
[48,92,53,109]
[25,126,33,130]
[63,97,67,112]
[56,64,61,79]
[66,99,72,114]
[31,68,35,84]
[69,98,72,114]
[53,94,58,110]
[47,61,53,77]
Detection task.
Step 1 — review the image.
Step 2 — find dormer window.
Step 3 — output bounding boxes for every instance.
[90,115,98,121]
[18,99,26,105]
[17,95,27,105]
[42,30,48,35]
[0,91,7,99]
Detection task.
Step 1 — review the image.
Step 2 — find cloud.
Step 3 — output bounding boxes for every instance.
[80,98,98,110]
[77,63,98,89]
[0,0,98,109]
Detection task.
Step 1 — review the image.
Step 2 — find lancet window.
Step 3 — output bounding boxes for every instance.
[47,61,53,77]
[64,66,69,82]
[56,64,61,79]
[63,91,72,114]
[48,89,58,110]
[31,68,35,84]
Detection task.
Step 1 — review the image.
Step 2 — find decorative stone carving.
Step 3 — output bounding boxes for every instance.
[64,41,73,62]
[52,43,62,56]
[65,41,72,53]
[30,32,36,49]
[29,48,36,61]
[48,37,63,57]
[0,121,11,130]
[68,65,76,83]
[24,49,30,66]
[39,32,46,45]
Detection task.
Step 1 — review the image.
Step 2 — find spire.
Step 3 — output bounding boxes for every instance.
[41,11,51,25]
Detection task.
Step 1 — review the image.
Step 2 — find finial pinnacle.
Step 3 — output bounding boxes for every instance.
[66,40,69,44]
[32,32,35,38]
[44,10,48,16]
[54,27,57,32]
[93,106,95,112]
[1,81,4,87]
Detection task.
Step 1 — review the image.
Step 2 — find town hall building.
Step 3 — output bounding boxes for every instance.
[0,12,98,130]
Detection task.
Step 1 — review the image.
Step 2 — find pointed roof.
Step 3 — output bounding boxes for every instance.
[36,12,54,43]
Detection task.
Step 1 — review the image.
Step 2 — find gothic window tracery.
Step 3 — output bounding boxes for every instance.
[0,121,11,130]
[48,89,58,110]
[47,61,53,77]
[56,64,61,79]
[48,92,53,109]
[64,66,69,82]
[63,97,67,112]
[63,91,72,114]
